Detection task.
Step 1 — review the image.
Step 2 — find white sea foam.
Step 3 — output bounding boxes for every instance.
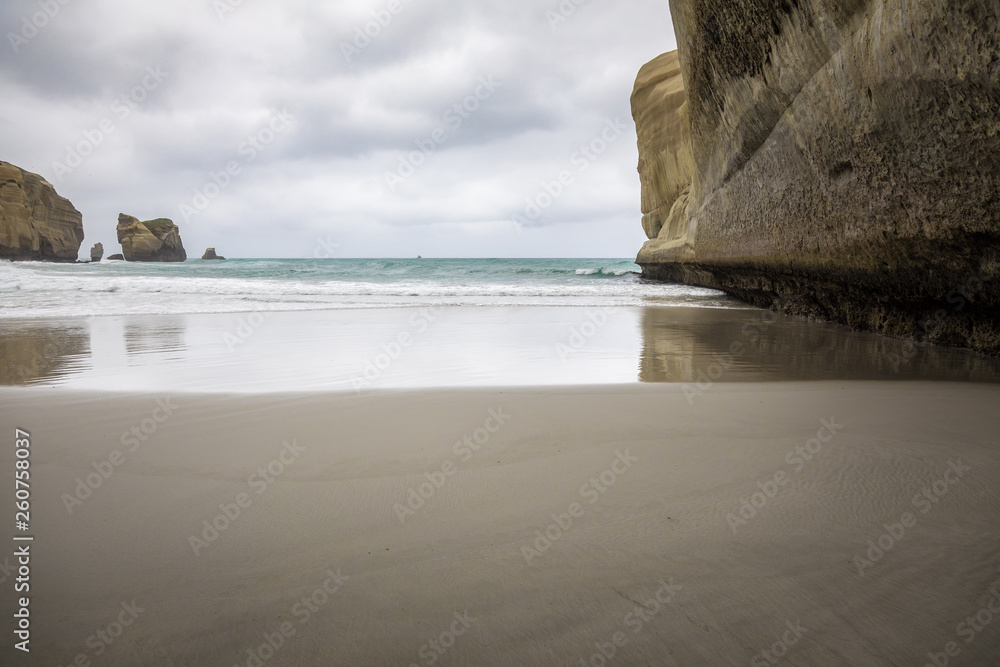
[0,259,735,318]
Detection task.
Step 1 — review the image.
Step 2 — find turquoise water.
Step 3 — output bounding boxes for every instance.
[0,258,735,318]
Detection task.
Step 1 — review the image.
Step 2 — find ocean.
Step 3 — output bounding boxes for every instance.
[3,257,997,391]
[0,258,735,319]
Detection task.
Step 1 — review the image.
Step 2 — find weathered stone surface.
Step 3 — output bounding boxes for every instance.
[116,214,187,262]
[202,247,226,260]
[631,50,694,243]
[107,254,125,261]
[0,161,84,262]
[636,0,1000,354]
[90,243,104,262]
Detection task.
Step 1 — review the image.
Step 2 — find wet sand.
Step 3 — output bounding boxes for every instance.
[2,381,1000,665]
[2,306,999,391]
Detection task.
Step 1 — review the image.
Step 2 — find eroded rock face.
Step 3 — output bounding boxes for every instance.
[636,0,1000,354]
[90,243,104,262]
[631,51,694,243]
[0,161,84,262]
[202,247,226,260]
[116,214,187,262]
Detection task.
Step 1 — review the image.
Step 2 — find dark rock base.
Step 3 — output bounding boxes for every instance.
[4,253,79,263]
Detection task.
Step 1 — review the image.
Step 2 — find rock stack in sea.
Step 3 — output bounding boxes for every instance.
[116,214,187,262]
[633,0,1000,354]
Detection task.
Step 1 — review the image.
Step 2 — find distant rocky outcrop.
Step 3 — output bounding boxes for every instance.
[116,214,186,262]
[107,254,124,261]
[202,247,226,260]
[0,161,84,262]
[90,243,104,262]
[635,0,1000,354]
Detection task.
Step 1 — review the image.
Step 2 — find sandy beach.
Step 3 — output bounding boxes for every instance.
[3,0,998,663]
[2,379,999,665]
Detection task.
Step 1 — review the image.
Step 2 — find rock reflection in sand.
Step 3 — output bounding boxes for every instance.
[2,306,999,390]
[639,307,1000,384]
[0,323,90,385]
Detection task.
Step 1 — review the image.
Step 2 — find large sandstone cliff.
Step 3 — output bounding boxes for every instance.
[116,214,187,262]
[0,161,84,262]
[632,51,695,243]
[635,0,1000,354]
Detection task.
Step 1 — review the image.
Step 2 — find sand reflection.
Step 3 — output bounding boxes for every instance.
[639,307,1000,383]
[0,323,91,385]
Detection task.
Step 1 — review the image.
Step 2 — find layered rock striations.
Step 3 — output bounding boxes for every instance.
[0,161,84,262]
[635,0,1000,354]
[632,50,694,244]
[116,214,187,262]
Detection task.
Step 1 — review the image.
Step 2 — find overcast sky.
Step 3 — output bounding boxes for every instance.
[1,0,676,258]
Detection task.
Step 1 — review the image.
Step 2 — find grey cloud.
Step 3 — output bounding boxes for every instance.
[1,0,675,258]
